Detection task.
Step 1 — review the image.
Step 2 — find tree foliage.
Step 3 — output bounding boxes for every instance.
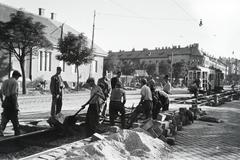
[57,32,94,90]
[146,63,157,78]
[0,11,53,94]
[103,52,122,73]
[158,60,171,78]
[0,53,11,81]
[172,61,188,83]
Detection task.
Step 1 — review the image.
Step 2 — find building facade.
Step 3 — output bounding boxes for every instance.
[107,43,227,77]
[0,3,107,88]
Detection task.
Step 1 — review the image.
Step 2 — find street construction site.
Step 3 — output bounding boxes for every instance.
[0,87,240,160]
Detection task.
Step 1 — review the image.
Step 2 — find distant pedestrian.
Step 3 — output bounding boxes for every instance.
[83,77,105,138]
[50,67,64,117]
[128,78,153,127]
[97,71,111,117]
[0,70,22,136]
[109,83,126,128]
[111,71,122,89]
[163,75,171,94]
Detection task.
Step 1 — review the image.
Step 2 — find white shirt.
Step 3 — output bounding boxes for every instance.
[140,84,152,101]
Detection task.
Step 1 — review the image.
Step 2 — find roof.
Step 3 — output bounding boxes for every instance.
[109,44,204,60]
[0,2,107,57]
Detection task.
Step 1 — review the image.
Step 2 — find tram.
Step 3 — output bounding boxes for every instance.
[187,66,224,93]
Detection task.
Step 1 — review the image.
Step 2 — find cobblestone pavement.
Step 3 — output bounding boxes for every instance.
[2,88,240,160]
[169,100,240,160]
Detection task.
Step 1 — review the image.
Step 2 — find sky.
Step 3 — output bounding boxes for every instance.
[1,0,240,59]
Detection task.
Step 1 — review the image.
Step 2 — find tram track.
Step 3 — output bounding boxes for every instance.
[0,88,239,159]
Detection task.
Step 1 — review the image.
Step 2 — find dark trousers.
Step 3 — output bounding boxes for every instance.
[152,99,169,119]
[109,101,125,128]
[130,100,152,126]
[51,94,62,116]
[85,104,99,138]
[0,97,20,136]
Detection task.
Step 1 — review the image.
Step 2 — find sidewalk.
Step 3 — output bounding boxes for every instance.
[169,100,240,160]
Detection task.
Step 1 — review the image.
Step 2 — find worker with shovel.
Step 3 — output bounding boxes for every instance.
[83,77,105,138]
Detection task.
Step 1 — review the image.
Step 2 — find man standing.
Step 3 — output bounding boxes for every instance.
[109,83,126,128]
[0,70,22,136]
[97,71,111,116]
[163,75,171,94]
[111,71,122,89]
[129,78,153,127]
[83,77,105,138]
[50,67,64,117]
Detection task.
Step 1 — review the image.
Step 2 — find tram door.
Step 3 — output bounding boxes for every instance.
[202,72,208,90]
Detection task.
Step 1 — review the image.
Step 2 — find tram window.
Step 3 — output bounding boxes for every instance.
[197,72,201,78]
[209,74,213,80]
[189,72,193,80]
[221,73,224,79]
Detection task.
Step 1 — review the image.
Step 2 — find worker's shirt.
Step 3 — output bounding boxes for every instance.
[140,84,152,101]
[110,88,125,101]
[1,78,19,97]
[163,81,171,94]
[158,90,169,105]
[89,85,104,105]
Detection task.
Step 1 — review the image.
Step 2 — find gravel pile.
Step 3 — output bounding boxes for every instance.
[59,128,173,160]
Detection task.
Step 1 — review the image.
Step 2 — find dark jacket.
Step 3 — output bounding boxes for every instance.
[50,74,63,95]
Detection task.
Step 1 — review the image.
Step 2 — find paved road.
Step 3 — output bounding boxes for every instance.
[169,100,240,160]
[3,87,240,160]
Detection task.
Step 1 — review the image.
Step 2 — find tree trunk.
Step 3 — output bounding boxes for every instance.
[76,65,79,91]
[19,58,26,94]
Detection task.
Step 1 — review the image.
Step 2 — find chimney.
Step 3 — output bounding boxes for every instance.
[39,8,45,16]
[51,13,56,20]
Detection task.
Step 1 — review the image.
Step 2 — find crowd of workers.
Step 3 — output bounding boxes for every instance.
[0,67,171,138]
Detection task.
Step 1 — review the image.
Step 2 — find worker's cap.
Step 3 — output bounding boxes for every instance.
[86,77,95,83]
[148,79,156,86]
[141,78,147,84]
[12,70,22,77]
[57,67,62,71]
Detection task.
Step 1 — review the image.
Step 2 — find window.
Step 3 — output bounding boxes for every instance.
[39,51,43,71]
[39,50,52,72]
[92,60,98,73]
[59,61,66,72]
[189,71,193,80]
[72,65,77,73]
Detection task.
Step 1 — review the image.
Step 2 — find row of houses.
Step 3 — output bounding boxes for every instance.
[107,43,232,78]
[0,2,107,89]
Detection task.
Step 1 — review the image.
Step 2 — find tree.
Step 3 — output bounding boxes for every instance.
[172,61,188,84]
[158,60,171,78]
[146,63,157,78]
[0,11,53,94]
[103,52,122,73]
[57,32,94,91]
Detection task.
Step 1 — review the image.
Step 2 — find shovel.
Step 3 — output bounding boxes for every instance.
[63,94,96,126]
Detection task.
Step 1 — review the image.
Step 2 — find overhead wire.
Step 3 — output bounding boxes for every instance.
[108,0,183,38]
[171,0,230,56]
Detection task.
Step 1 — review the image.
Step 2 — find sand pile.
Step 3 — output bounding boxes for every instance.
[61,128,172,160]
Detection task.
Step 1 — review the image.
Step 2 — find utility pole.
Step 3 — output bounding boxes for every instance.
[89,10,96,78]
[170,51,173,85]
